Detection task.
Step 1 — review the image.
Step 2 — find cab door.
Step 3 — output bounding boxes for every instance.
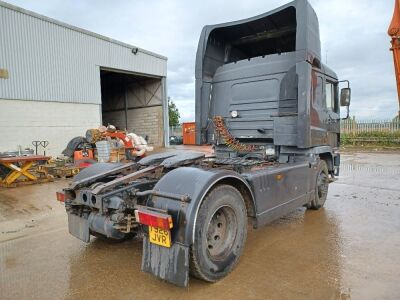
[324,78,340,148]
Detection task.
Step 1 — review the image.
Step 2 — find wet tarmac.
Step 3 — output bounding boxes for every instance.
[0,152,399,299]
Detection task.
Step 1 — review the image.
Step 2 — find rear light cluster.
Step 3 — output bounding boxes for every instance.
[135,208,173,230]
[56,191,66,202]
[56,190,75,203]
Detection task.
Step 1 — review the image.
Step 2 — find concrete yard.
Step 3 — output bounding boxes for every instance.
[0,151,399,299]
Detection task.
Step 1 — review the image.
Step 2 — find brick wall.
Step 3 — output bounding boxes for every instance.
[102,105,164,147]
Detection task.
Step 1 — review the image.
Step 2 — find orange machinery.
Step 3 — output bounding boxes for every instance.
[103,131,145,157]
[389,0,400,117]
[85,128,145,161]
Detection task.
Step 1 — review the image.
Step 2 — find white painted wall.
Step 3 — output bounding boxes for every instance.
[0,99,101,156]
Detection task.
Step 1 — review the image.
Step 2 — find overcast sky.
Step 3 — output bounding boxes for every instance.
[5,0,398,121]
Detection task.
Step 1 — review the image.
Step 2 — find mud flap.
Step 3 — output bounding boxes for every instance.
[68,213,90,242]
[141,236,189,287]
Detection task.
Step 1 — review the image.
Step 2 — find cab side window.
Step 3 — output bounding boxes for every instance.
[325,81,338,112]
[313,76,323,107]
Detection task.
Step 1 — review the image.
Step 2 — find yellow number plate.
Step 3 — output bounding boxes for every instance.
[149,226,171,248]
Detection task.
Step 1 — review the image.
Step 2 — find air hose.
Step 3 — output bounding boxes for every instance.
[213,116,257,152]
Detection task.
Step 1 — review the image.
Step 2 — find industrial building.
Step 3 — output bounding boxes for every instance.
[0,1,168,156]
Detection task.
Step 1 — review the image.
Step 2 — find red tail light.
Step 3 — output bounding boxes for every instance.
[135,208,173,230]
[56,191,66,202]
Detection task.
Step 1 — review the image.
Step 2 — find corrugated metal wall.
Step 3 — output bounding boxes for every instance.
[0,2,167,104]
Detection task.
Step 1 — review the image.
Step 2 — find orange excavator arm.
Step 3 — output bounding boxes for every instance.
[103,131,134,148]
[103,131,146,158]
[389,0,400,117]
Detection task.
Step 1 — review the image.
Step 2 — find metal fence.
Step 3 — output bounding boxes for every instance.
[169,126,183,137]
[170,119,400,144]
[340,117,400,145]
[341,117,400,134]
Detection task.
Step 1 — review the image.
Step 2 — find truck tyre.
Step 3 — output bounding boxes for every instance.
[189,184,247,282]
[307,160,329,210]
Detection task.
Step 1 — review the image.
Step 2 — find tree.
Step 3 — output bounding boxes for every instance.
[168,97,180,127]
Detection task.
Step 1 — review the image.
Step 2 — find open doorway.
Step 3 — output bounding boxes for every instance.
[100,69,165,147]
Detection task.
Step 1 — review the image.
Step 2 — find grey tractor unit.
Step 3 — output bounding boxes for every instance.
[60,0,351,287]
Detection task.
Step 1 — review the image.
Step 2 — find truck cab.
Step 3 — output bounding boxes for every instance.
[195,0,350,175]
[61,0,350,288]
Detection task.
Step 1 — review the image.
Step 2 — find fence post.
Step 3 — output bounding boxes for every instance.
[351,116,355,145]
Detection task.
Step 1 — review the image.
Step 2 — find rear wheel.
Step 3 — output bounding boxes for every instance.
[307,159,329,210]
[190,185,247,282]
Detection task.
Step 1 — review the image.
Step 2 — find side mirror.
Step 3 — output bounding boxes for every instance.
[340,88,351,107]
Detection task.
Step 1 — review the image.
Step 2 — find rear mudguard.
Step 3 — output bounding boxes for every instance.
[141,167,255,287]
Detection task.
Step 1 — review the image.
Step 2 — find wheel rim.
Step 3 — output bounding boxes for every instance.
[206,205,238,260]
[317,170,329,200]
